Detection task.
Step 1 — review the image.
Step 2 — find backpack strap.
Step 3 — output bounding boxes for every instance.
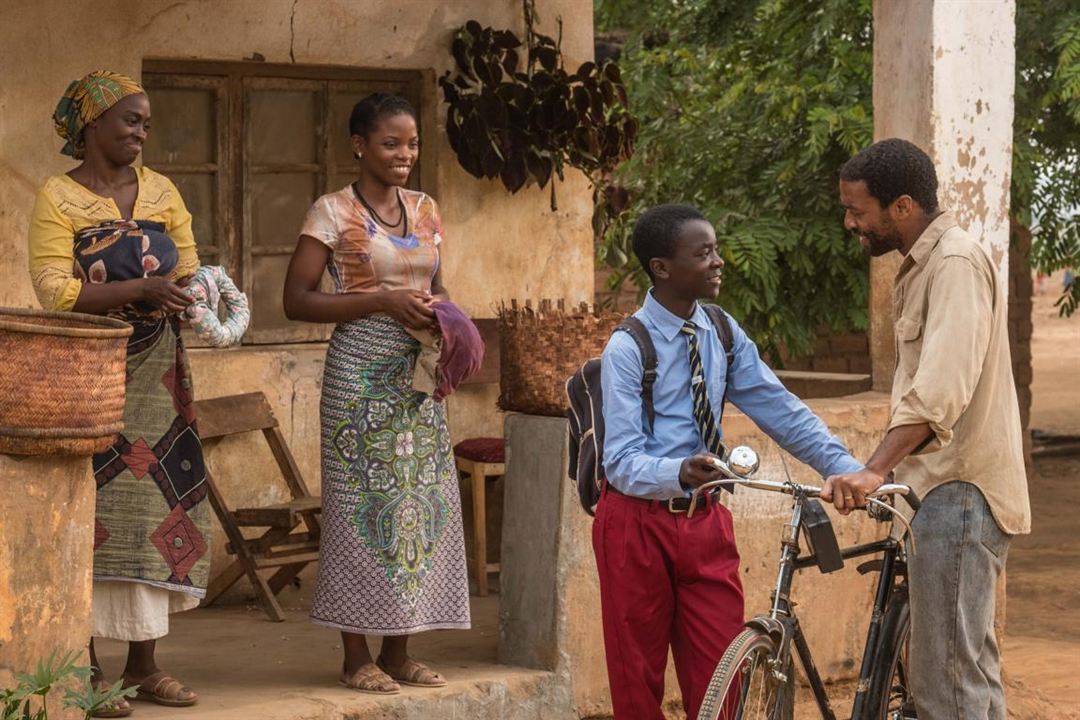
[613,316,658,429]
[702,304,736,419]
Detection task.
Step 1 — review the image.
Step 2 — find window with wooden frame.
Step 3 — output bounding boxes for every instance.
[141,60,429,344]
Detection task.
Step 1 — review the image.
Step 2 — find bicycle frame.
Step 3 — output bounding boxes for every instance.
[753,486,907,720]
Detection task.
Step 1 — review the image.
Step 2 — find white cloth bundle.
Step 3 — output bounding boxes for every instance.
[183,265,250,347]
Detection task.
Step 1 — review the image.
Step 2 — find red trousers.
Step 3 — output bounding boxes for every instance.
[592,487,745,720]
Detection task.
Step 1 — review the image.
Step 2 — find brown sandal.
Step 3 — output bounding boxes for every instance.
[124,671,197,707]
[339,662,401,695]
[376,656,447,688]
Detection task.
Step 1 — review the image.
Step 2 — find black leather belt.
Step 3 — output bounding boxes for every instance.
[606,484,717,514]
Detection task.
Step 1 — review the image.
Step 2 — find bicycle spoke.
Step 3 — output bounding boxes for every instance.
[730,649,778,719]
[733,664,751,718]
[748,652,764,715]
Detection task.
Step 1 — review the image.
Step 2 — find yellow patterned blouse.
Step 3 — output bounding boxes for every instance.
[27,166,199,311]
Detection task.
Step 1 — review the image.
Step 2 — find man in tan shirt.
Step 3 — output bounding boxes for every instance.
[823,138,1030,720]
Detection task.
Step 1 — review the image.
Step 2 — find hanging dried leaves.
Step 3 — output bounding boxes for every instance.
[439,15,637,208]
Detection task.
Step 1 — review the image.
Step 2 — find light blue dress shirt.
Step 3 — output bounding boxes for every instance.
[600,290,863,499]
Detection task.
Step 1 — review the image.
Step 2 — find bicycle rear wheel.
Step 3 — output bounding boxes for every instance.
[697,628,794,720]
[862,588,917,719]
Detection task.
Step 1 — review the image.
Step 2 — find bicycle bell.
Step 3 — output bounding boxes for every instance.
[726,446,759,477]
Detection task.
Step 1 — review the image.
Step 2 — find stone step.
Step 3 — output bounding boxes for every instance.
[122,664,561,720]
[94,599,574,720]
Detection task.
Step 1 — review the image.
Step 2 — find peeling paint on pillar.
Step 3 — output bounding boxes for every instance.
[871,0,1016,391]
[930,0,1015,289]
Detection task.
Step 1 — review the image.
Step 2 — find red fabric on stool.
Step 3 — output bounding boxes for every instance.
[453,437,506,464]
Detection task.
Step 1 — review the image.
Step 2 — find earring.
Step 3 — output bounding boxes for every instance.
[355,152,363,160]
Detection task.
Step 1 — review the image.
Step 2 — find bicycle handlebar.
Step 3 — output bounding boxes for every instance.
[870,483,921,513]
[690,453,922,527]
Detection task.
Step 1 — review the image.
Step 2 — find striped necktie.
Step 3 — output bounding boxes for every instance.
[680,320,725,456]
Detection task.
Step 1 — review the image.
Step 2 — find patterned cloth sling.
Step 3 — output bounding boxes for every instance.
[76,219,212,596]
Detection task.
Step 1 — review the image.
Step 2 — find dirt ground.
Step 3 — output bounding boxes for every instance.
[1001,271,1080,719]
[1028,273,1080,436]
[1029,271,1080,437]
[1004,454,1080,718]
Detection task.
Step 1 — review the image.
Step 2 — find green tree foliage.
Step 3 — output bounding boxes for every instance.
[598,0,1080,358]
[1014,2,1080,315]
[596,0,873,359]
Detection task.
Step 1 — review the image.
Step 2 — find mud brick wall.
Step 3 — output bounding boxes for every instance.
[779,331,872,374]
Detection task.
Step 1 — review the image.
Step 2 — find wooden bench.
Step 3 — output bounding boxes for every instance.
[195,392,320,622]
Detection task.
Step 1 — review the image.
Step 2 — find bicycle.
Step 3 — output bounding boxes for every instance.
[690,446,922,720]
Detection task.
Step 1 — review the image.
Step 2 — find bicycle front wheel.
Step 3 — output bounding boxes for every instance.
[697,628,794,720]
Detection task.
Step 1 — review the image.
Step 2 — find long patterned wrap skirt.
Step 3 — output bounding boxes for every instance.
[311,315,470,634]
[92,317,211,597]
[73,220,211,640]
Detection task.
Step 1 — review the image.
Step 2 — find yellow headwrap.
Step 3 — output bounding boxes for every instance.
[53,70,145,160]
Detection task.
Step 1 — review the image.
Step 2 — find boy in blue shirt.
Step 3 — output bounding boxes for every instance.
[595,204,862,719]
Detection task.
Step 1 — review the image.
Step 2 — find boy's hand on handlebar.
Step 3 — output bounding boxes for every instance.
[679,454,722,488]
[822,469,886,515]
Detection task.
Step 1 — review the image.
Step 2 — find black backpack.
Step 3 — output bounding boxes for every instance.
[565,304,735,515]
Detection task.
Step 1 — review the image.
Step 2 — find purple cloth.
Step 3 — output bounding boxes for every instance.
[431,301,485,401]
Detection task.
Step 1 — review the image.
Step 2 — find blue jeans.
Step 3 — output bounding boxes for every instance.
[908,481,1010,720]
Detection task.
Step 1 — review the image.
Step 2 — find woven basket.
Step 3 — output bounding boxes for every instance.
[0,307,132,456]
[497,300,625,417]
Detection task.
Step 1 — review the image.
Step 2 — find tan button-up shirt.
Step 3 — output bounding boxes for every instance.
[890,212,1030,535]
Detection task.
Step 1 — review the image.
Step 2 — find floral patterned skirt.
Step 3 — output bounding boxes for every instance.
[310,315,470,635]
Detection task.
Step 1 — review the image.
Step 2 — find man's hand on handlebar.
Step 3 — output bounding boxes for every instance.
[679,454,723,488]
[822,468,887,515]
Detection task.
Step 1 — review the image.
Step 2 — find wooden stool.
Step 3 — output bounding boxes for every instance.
[454,437,506,596]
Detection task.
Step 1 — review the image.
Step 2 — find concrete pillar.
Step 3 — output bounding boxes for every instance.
[870,0,1016,390]
[497,414,623,719]
[0,453,95,715]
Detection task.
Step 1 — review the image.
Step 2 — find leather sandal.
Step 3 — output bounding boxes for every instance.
[339,662,400,695]
[124,671,197,707]
[376,655,447,688]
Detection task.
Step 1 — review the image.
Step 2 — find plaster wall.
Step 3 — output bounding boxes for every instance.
[500,395,893,718]
[0,454,95,718]
[870,0,1016,389]
[0,0,595,320]
[0,0,594,607]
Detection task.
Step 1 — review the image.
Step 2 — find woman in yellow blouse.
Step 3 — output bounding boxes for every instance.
[28,71,207,716]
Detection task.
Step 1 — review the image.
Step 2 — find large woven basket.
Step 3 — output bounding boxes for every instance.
[497,300,625,417]
[0,307,132,456]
